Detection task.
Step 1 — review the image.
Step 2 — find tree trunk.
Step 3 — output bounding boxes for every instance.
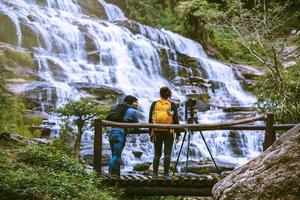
[74,119,84,162]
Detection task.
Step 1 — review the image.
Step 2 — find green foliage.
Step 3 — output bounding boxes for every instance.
[254,64,300,123]
[209,27,261,64]
[3,48,35,67]
[133,163,150,171]
[0,78,42,137]
[52,123,74,155]
[57,98,111,160]
[0,143,120,200]
[56,98,110,121]
[125,0,180,32]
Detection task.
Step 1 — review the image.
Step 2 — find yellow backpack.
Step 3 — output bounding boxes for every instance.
[152,99,173,131]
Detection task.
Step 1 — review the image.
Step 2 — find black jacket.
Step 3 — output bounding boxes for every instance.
[148,100,180,138]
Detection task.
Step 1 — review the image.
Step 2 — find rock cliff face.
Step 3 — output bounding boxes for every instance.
[212,124,300,200]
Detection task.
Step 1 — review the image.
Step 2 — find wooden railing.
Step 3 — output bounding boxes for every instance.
[93,113,295,174]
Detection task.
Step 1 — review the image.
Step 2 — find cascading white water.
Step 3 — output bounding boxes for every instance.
[0,0,263,171]
[98,0,126,22]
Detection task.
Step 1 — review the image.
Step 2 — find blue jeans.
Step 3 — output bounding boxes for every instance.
[108,130,125,176]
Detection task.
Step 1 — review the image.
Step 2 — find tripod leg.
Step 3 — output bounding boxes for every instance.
[185,130,191,176]
[172,131,187,176]
[199,130,221,175]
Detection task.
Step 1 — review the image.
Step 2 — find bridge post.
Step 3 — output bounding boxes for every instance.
[263,113,275,151]
[94,119,102,174]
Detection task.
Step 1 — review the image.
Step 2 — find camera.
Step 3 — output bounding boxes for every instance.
[185,98,198,123]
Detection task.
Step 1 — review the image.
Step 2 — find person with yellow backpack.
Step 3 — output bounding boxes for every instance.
[148,86,180,179]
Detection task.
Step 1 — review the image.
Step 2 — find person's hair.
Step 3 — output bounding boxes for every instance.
[160,86,172,99]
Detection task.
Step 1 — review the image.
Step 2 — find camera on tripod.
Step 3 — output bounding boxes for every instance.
[185,98,198,124]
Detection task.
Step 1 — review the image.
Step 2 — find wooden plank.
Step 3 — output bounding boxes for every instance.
[128,174,136,180]
[136,174,148,180]
[124,186,212,196]
[122,175,131,180]
[120,175,127,180]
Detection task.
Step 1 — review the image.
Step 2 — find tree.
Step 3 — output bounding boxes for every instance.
[176,0,300,122]
[219,0,300,122]
[57,98,110,161]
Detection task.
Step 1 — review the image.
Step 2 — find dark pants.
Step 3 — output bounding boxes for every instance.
[108,130,125,176]
[153,131,174,175]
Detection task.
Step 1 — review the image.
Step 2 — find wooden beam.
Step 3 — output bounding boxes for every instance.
[127,124,296,134]
[263,113,275,151]
[102,115,266,129]
[93,119,102,174]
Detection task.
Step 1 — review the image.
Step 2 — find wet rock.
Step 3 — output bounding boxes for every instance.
[228,131,246,156]
[77,0,107,20]
[213,125,300,200]
[29,125,52,138]
[159,48,207,80]
[231,64,265,80]
[106,0,127,14]
[0,13,43,50]
[30,138,53,144]
[208,80,225,92]
[82,143,111,166]
[25,110,50,119]
[220,170,232,177]
[71,83,124,101]
[133,163,151,171]
[86,50,100,64]
[223,106,255,113]
[283,46,298,58]
[283,61,297,68]
[132,150,143,159]
[20,23,42,50]
[0,132,32,146]
[181,160,236,175]
[46,59,69,82]
[5,78,32,94]
[115,20,141,35]
[0,14,18,46]
[23,83,58,111]
[35,0,48,6]
[224,111,255,121]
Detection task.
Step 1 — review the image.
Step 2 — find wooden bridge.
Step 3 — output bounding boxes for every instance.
[93,113,295,196]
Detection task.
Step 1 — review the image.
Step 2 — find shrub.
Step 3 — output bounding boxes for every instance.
[0,144,120,200]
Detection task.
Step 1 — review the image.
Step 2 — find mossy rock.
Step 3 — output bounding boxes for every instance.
[176,51,200,69]
[228,131,245,156]
[159,48,176,79]
[77,0,108,20]
[20,23,41,50]
[3,48,34,68]
[115,20,141,35]
[133,163,151,171]
[0,14,18,46]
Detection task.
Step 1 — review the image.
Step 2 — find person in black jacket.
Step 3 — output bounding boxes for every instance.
[148,86,180,179]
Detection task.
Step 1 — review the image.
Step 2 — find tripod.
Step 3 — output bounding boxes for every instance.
[173,113,220,176]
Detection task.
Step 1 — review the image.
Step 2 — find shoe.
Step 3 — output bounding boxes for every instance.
[163,174,172,180]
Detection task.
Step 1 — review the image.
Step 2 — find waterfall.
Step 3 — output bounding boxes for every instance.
[0,0,263,171]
